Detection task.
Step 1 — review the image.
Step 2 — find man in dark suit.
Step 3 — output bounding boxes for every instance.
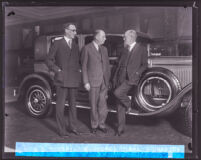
[45,23,81,138]
[113,30,148,136]
[81,30,111,134]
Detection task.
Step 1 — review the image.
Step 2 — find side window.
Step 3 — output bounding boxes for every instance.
[178,40,192,56]
[150,39,192,57]
[103,36,124,58]
[84,35,124,58]
[85,36,93,45]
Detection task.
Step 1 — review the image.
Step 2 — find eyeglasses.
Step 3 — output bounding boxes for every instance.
[67,28,77,32]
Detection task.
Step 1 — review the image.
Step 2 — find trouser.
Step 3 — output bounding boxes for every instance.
[56,86,77,135]
[114,81,133,132]
[89,80,108,129]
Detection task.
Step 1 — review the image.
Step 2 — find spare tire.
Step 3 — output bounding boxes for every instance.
[135,67,181,112]
[34,36,49,61]
[34,35,63,61]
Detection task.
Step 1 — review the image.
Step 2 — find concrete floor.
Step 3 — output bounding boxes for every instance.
[4,101,192,155]
[3,87,192,158]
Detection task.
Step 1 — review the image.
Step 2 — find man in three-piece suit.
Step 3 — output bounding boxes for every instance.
[45,23,81,138]
[81,30,111,134]
[113,29,148,136]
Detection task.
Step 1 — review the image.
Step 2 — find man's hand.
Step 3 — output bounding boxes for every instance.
[84,83,90,91]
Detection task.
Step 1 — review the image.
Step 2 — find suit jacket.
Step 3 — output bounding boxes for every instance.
[113,43,148,86]
[81,42,111,87]
[45,37,81,87]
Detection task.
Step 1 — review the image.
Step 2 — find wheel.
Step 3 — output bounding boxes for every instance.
[169,91,192,137]
[25,84,52,118]
[180,91,192,137]
[135,67,181,112]
[184,98,192,137]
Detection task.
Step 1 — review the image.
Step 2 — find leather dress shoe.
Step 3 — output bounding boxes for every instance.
[98,127,107,133]
[91,128,97,134]
[115,130,124,136]
[69,129,80,135]
[59,134,69,138]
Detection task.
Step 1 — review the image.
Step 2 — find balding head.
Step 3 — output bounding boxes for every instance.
[93,29,106,45]
[124,29,137,46]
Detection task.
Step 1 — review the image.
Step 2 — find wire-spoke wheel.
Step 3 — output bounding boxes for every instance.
[25,84,51,118]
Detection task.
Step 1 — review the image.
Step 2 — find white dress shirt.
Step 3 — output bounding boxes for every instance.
[129,42,136,52]
[93,41,99,51]
[64,36,72,48]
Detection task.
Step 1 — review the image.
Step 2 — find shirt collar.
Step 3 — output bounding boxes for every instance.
[93,41,99,51]
[64,36,71,43]
[129,42,136,51]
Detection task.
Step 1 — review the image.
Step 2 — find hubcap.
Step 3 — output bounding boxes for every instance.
[33,98,39,103]
[28,89,47,114]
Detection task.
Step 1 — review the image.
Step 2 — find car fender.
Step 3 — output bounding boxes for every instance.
[17,73,53,100]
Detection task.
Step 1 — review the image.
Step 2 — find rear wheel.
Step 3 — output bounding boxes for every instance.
[135,68,181,112]
[25,83,52,118]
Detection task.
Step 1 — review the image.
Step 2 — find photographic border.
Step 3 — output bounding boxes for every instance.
[1,0,200,159]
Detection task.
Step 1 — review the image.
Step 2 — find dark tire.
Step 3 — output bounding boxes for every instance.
[169,91,192,137]
[25,83,52,118]
[184,100,192,137]
[135,67,181,112]
[179,91,192,137]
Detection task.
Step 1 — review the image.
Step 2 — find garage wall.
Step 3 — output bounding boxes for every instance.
[4,7,192,86]
[39,10,140,35]
[5,7,192,50]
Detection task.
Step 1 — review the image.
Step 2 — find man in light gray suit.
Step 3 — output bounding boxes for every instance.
[81,30,111,134]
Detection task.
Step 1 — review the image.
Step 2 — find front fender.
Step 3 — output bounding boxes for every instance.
[17,73,52,100]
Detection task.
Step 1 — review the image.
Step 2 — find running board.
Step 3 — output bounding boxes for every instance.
[51,83,191,117]
[51,101,141,116]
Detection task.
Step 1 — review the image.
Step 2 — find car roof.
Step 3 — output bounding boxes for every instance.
[46,32,151,39]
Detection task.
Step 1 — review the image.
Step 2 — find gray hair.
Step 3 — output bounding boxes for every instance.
[93,29,104,39]
[126,30,137,39]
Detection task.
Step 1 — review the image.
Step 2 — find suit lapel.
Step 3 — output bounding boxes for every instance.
[90,42,101,61]
[61,38,71,52]
[127,43,139,64]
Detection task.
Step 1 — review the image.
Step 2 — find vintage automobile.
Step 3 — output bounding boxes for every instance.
[14,33,192,137]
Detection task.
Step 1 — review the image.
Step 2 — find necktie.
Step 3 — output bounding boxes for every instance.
[98,46,103,62]
[68,40,72,49]
[128,45,131,52]
[125,45,130,52]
